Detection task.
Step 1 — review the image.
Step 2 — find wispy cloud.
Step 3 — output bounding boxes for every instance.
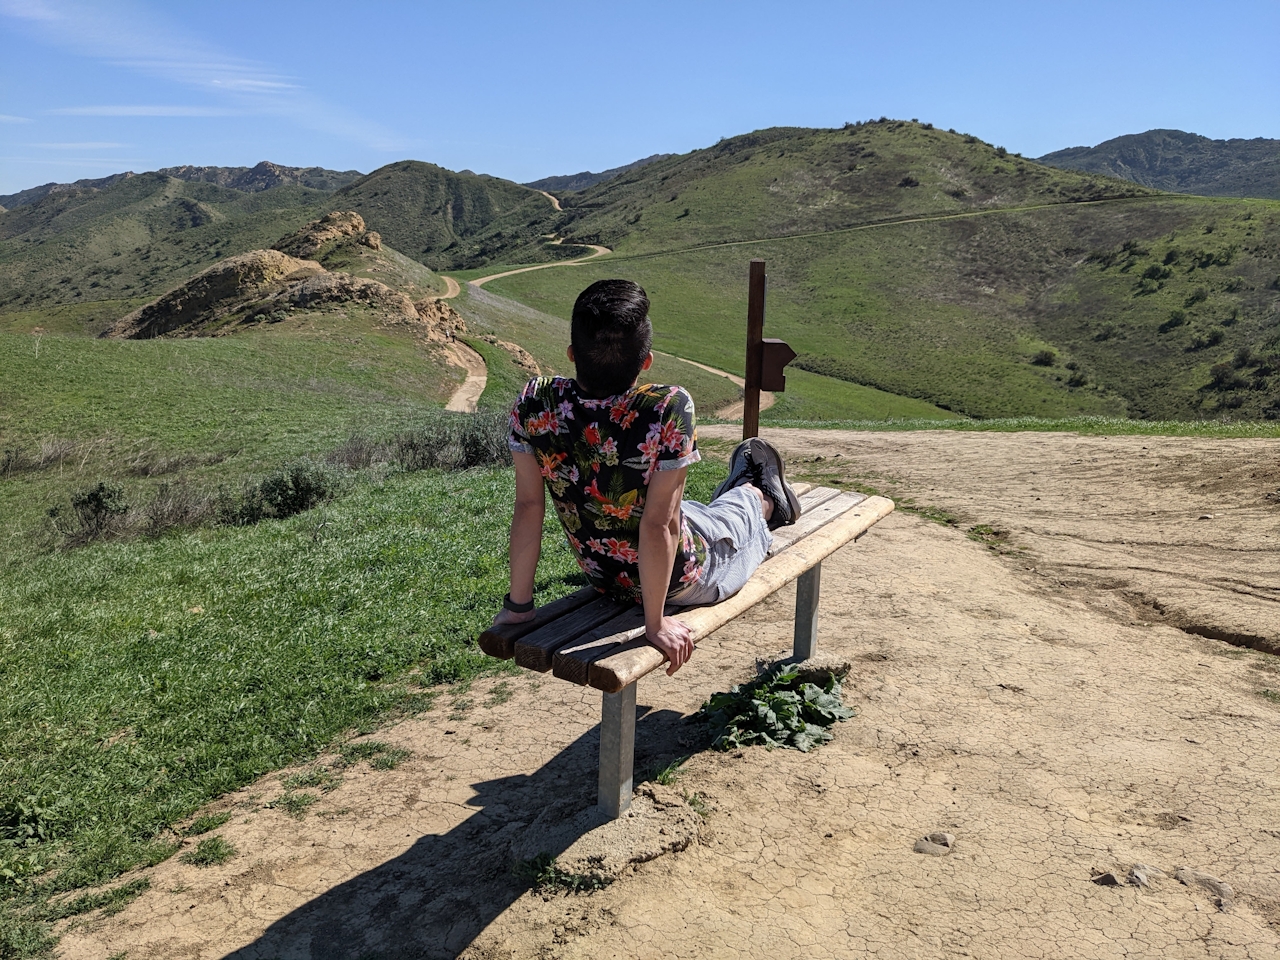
[50,105,237,117]
[0,114,32,123]
[0,0,402,149]
[30,141,127,148]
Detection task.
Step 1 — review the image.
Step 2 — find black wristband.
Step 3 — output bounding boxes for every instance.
[503,593,535,613]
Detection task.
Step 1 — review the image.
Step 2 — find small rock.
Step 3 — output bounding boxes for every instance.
[1128,863,1166,888]
[913,832,955,856]
[1197,514,1215,520]
[1091,870,1125,886]
[1175,866,1233,910]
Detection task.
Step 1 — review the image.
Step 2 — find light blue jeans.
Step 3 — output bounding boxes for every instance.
[667,485,773,606]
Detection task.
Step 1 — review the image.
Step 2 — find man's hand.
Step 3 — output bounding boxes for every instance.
[647,615,695,676]
[492,607,537,627]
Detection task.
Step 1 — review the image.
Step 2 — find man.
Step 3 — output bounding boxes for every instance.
[493,279,801,675]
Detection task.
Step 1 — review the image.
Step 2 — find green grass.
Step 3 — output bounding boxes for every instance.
[178,837,236,867]
[0,312,460,543]
[758,415,1280,438]
[183,813,231,836]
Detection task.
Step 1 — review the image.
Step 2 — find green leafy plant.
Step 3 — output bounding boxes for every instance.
[697,663,855,753]
[273,793,318,820]
[184,812,231,837]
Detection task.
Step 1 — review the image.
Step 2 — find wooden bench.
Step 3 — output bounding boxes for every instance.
[478,483,895,818]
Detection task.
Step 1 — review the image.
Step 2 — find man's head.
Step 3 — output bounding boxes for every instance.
[569,279,653,398]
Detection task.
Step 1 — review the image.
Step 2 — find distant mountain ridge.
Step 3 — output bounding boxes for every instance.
[0,160,363,209]
[1037,129,1280,200]
[524,154,673,193]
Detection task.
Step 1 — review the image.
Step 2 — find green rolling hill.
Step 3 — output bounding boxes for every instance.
[1038,129,1280,200]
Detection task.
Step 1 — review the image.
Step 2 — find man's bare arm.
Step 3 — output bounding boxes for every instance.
[638,466,694,675]
[495,451,545,626]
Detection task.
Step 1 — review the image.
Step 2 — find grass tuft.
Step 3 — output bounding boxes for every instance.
[178,836,236,868]
[184,813,232,837]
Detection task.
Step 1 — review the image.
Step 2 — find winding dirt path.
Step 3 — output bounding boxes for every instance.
[656,352,776,420]
[468,243,612,289]
[443,340,487,413]
[535,189,562,211]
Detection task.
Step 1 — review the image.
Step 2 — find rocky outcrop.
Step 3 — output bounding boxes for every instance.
[103,248,466,343]
[104,250,324,339]
[274,211,369,258]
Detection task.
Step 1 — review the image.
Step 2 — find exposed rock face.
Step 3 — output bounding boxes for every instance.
[415,297,467,340]
[274,211,368,258]
[360,231,382,250]
[104,248,466,344]
[104,250,323,339]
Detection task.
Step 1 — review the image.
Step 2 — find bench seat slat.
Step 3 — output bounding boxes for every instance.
[477,586,599,660]
[550,491,873,686]
[588,495,895,692]
[514,596,631,672]
[767,490,865,557]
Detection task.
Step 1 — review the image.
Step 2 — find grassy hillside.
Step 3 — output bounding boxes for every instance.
[1039,129,1280,200]
[484,193,1280,420]
[0,174,327,333]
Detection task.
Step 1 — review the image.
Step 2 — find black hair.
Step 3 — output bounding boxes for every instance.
[570,279,653,397]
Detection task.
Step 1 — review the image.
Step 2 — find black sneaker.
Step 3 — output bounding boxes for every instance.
[712,439,757,501]
[746,438,801,530]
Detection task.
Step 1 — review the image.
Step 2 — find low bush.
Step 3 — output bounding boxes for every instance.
[698,662,855,752]
[47,481,130,545]
[1031,349,1057,367]
[223,459,343,526]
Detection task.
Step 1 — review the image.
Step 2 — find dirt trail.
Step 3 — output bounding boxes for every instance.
[435,275,461,299]
[535,189,562,212]
[443,340,487,413]
[656,352,776,420]
[58,430,1280,959]
[469,243,612,289]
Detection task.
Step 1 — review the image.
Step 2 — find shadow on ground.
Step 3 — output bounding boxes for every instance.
[222,706,689,960]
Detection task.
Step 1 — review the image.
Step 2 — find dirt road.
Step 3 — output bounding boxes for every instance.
[60,430,1280,959]
[469,244,612,290]
[656,352,775,419]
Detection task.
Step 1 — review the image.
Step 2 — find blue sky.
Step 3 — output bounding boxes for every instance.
[2,0,1277,195]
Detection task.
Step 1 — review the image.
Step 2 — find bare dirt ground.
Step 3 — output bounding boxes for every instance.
[58,430,1280,959]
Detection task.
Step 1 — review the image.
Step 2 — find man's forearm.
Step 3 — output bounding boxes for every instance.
[508,499,544,603]
[638,518,678,631]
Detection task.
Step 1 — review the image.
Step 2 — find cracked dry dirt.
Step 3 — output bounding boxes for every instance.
[59,431,1280,959]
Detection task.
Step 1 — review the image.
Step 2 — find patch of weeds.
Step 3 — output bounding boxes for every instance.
[337,740,406,768]
[682,791,710,819]
[484,681,513,708]
[1258,689,1280,705]
[967,524,1011,550]
[178,836,236,867]
[39,878,150,921]
[369,749,411,771]
[0,908,56,960]
[282,767,342,793]
[273,792,319,820]
[108,952,129,960]
[648,756,688,786]
[184,812,232,836]
[513,853,611,894]
[697,662,855,752]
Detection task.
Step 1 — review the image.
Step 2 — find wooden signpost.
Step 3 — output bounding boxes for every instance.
[742,258,796,439]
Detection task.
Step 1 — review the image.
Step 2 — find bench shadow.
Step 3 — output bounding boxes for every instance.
[221,704,693,960]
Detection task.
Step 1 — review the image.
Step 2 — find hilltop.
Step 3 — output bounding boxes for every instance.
[524,154,673,193]
[0,160,362,210]
[1039,129,1280,200]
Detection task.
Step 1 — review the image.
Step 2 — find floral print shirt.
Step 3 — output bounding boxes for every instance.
[508,376,705,603]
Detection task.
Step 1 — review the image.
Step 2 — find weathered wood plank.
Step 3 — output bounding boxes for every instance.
[550,607,648,685]
[513,596,631,672]
[548,492,870,683]
[588,495,896,692]
[477,586,598,659]
[768,491,865,557]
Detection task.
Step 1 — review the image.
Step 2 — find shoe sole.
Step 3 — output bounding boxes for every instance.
[747,438,801,527]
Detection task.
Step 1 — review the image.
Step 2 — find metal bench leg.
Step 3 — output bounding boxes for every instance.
[598,682,637,818]
[794,561,821,660]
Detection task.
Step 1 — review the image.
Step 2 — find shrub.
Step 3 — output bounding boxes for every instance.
[1031,349,1057,367]
[224,459,343,525]
[1067,370,1088,388]
[1209,363,1248,391]
[1233,346,1255,369]
[897,175,920,188]
[1159,310,1187,334]
[48,481,131,544]
[390,413,510,473]
[698,662,855,752]
[1186,329,1225,352]
[1142,264,1172,281]
[1185,287,1209,307]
